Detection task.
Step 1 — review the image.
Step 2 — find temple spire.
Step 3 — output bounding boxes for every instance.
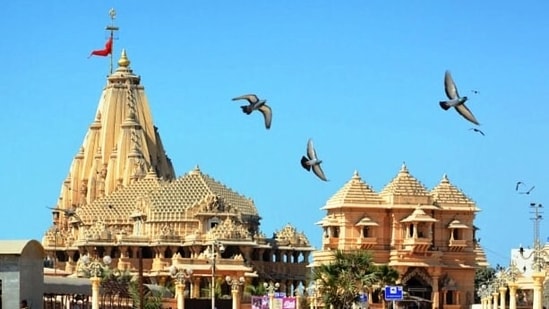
[106,8,119,74]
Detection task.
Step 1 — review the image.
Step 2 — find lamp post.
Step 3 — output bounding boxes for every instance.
[226,275,245,309]
[307,283,318,309]
[264,282,280,309]
[205,240,225,309]
[170,265,193,309]
[518,203,547,309]
[502,261,522,309]
[80,254,112,309]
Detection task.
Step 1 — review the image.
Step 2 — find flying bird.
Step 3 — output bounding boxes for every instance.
[515,181,523,191]
[471,90,480,94]
[519,185,536,195]
[469,128,485,136]
[46,206,82,222]
[300,138,328,181]
[232,94,272,129]
[439,70,480,125]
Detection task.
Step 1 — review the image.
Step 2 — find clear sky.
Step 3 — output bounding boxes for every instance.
[1,1,548,269]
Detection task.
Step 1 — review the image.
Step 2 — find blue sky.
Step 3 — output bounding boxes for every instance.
[1,1,548,268]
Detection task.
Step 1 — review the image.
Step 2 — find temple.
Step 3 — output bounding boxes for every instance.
[311,165,489,309]
[42,50,314,296]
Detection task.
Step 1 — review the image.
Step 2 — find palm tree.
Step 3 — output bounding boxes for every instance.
[312,250,379,309]
[372,264,399,309]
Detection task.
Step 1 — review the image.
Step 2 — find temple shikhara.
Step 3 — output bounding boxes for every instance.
[41,49,314,296]
[311,167,489,309]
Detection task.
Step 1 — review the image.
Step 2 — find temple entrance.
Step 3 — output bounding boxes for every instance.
[401,268,433,309]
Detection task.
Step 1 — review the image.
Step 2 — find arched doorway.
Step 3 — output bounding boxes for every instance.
[401,268,433,309]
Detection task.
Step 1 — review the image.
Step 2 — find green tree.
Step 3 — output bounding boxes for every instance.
[474,266,496,303]
[312,250,384,309]
[371,264,399,309]
[245,283,267,296]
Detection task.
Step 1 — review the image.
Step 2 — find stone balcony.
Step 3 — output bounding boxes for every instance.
[356,237,377,249]
[402,237,431,253]
[448,239,467,251]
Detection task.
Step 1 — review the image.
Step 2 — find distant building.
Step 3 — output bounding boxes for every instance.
[311,167,489,309]
[0,240,45,308]
[41,50,314,296]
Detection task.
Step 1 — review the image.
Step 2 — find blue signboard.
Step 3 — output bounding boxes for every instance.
[384,286,404,301]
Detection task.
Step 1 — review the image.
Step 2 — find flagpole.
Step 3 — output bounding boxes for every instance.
[106,8,119,74]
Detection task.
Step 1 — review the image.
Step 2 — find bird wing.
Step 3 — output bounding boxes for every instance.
[306,138,317,160]
[455,103,480,125]
[312,164,328,181]
[47,206,71,214]
[300,156,312,171]
[257,104,272,129]
[232,94,259,104]
[444,70,460,100]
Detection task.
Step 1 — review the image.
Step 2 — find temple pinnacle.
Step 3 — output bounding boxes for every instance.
[118,49,130,67]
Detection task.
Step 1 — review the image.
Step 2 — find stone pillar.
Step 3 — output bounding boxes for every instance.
[193,277,201,298]
[431,276,439,309]
[508,282,518,309]
[91,276,101,309]
[176,282,185,309]
[499,286,507,309]
[492,292,499,309]
[532,272,545,309]
[269,292,275,309]
[231,287,239,309]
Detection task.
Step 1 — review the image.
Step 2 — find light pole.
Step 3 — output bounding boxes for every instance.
[205,240,225,309]
[170,265,193,309]
[264,281,280,309]
[226,275,245,309]
[79,254,112,309]
[500,261,522,309]
[518,203,547,309]
[307,282,318,309]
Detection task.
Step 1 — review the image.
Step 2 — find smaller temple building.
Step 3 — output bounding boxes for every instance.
[311,164,490,309]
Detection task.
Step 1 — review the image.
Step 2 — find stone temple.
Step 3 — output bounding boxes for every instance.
[41,49,315,296]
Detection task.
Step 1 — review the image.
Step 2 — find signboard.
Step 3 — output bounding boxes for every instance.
[384,285,404,301]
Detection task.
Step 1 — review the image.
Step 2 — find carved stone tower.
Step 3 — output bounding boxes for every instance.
[56,50,175,224]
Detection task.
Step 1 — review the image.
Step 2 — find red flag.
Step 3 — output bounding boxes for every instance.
[89,36,113,58]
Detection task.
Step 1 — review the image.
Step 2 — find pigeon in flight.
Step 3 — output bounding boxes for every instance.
[232,94,272,129]
[469,128,485,136]
[439,70,480,125]
[46,206,82,222]
[300,138,328,181]
[471,90,480,94]
[519,185,536,195]
[515,181,523,191]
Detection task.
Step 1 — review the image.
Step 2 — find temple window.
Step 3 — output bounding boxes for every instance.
[446,290,455,305]
[331,227,339,238]
[451,229,461,240]
[362,226,370,237]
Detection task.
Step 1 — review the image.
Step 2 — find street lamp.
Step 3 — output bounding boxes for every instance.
[226,275,245,291]
[518,203,547,309]
[205,241,225,309]
[170,265,193,309]
[264,282,280,309]
[307,282,318,309]
[226,275,245,309]
[80,254,112,278]
[79,254,112,309]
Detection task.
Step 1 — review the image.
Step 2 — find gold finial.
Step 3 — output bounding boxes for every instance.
[118,49,130,67]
